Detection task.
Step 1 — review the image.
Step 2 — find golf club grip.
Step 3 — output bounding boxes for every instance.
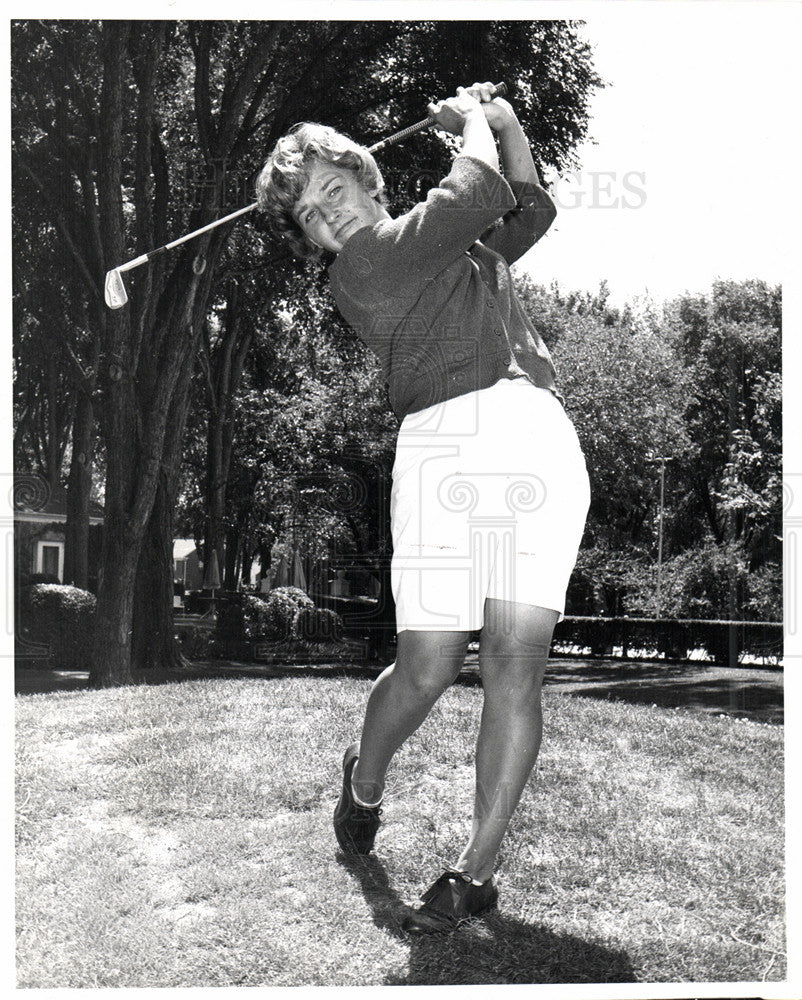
[368,82,508,154]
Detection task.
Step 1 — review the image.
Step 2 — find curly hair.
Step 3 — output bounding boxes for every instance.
[256,123,386,260]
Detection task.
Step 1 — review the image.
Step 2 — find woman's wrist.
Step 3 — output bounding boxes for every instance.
[461,110,499,172]
[494,114,524,140]
[496,117,541,187]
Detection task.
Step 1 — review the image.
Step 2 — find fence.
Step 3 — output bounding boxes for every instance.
[552,616,782,666]
[310,596,782,667]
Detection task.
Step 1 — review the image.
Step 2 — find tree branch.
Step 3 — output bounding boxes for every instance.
[34,20,101,135]
[16,156,102,303]
[198,319,219,418]
[218,24,283,154]
[192,24,216,160]
[58,338,94,394]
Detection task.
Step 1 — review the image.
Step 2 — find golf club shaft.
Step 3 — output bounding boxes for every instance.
[117,202,258,274]
[106,82,507,300]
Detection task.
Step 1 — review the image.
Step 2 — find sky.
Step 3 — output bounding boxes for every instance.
[521,2,801,307]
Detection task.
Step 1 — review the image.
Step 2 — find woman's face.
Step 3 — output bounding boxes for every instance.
[293,159,387,254]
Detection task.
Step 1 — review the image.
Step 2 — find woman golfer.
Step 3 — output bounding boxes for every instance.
[257,83,590,934]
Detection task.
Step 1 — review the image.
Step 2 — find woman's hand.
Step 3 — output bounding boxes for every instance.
[464,81,518,134]
[427,81,540,188]
[428,83,519,137]
[426,87,485,136]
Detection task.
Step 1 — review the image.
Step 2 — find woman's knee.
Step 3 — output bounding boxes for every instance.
[478,602,555,700]
[479,652,546,706]
[394,630,469,697]
[481,599,557,662]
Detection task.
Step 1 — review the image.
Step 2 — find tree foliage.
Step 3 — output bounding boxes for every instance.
[515,278,782,621]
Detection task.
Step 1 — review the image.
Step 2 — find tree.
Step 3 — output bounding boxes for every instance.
[660,280,782,620]
[515,278,782,620]
[176,261,398,593]
[515,278,691,611]
[12,163,102,588]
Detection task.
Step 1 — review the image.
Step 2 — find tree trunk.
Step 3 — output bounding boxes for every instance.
[89,525,139,687]
[89,21,139,688]
[132,471,186,670]
[201,283,253,592]
[204,408,226,585]
[64,391,94,589]
[224,523,238,589]
[131,352,198,672]
[44,352,61,493]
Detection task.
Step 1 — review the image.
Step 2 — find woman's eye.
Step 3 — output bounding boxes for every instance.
[305,209,317,223]
[329,186,342,198]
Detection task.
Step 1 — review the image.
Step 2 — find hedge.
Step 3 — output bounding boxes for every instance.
[553,616,783,665]
[18,583,96,670]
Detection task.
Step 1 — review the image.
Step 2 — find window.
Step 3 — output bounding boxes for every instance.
[174,559,187,586]
[34,540,64,582]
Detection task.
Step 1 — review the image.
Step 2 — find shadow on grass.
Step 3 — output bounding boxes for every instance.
[15,657,783,724]
[566,681,782,722]
[13,661,383,696]
[541,660,783,724]
[337,854,636,985]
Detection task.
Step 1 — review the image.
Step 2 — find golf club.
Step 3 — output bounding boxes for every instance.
[104,82,507,309]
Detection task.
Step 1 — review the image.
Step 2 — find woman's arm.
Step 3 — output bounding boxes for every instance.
[429,83,545,186]
[426,87,499,172]
[467,81,556,264]
[467,81,542,185]
[495,116,543,186]
[334,87,527,299]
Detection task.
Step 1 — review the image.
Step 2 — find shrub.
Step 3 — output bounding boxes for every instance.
[293,607,345,643]
[278,586,315,610]
[623,540,752,620]
[743,561,782,621]
[214,597,244,640]
[20,583,96,670]
[241,587,315,641]
[263,587,315,640]
[178,626,214,660]
[241,595,271,641]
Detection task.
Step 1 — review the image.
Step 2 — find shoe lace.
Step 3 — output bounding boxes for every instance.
[419,870,470,901]
[438,870,471,887]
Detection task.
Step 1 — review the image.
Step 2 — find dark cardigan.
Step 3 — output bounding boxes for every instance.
[328,154,558,421]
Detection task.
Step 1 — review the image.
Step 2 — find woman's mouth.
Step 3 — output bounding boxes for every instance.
[335,219,355,242]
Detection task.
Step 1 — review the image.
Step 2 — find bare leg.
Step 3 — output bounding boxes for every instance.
[454,599,558,882]
[351,629,471,805]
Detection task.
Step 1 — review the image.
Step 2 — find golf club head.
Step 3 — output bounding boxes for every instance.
[104,269,128,309]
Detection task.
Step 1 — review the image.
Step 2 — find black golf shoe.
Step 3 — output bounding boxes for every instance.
[333,742,382,855]
[401,869,498,934]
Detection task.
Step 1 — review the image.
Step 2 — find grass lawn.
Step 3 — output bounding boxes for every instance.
[15,675,785,987]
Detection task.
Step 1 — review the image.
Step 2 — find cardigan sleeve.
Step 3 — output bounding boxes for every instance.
[332,154,517,300]
[479,181,557,265]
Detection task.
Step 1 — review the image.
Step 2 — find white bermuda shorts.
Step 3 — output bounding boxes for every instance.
[390,377,590,632]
